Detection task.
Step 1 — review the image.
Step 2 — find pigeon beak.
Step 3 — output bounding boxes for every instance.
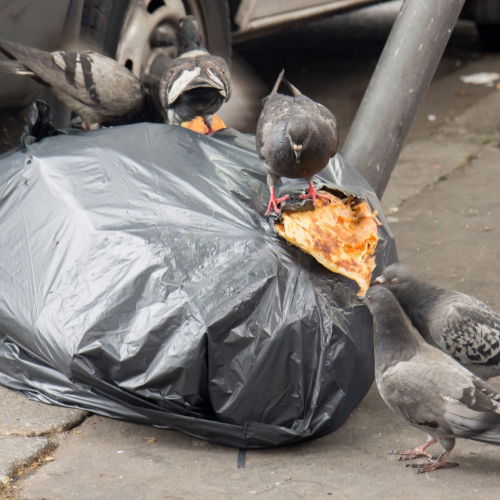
[372,275,386,285]
[292,144,303,164]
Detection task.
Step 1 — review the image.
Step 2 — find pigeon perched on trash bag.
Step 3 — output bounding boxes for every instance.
[256,69,338,216]
[374,264,500,380]
[159,15,231,133]
[0,39,145,130]
[365,285,500,473]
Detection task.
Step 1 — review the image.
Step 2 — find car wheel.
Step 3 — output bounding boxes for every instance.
[80,0,231,79]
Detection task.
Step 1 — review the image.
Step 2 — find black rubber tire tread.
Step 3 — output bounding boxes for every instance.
[80,0,131,56]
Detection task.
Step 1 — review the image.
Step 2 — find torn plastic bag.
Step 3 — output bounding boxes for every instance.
[0,123,397,448]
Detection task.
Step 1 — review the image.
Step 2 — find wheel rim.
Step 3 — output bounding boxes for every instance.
[115,0,188,78]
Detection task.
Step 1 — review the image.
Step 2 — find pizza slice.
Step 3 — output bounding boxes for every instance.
[275,191,380,296]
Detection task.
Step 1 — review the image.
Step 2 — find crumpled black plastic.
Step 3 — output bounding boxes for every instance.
[19,100,60,149]
[0,123,397,448]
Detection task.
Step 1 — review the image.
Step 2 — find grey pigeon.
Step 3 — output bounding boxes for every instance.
[365,284,500,473]
[375,264,500,380]
[255,69,338,216]
[159,15,231,133]
[0,39,145,130]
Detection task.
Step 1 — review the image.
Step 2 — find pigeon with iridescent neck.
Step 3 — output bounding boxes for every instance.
[256,69,338,216]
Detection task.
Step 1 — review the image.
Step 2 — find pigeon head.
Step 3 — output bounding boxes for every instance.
[286,117,312,164]
[373,263,416,294]
[178,15,204,54]
[373,263,436,310]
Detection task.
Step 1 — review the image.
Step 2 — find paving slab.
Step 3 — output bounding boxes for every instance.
[0,437,53,487]
[383,89,500,213]
[390,142,500,309]
[0,387,87,438]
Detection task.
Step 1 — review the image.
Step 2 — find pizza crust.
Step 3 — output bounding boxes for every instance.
[275,191,380,296]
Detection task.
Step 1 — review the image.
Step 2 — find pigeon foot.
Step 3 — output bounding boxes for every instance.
[405,451,458,473]
[389,436,437,461]
[298,181,330,206]
[265,187,290,216]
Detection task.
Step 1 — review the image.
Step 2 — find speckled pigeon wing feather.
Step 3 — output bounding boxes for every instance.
[429,291,500,367]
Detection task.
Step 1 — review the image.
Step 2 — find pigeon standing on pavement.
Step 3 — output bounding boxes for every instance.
[256,69,338,216]
[364,284,500,473]
[0,39,145,130]
[374,264,500,380]
[159,15,231,133]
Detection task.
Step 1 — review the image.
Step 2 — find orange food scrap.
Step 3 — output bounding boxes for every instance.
[275,191,380,296]
[181,114,226,135]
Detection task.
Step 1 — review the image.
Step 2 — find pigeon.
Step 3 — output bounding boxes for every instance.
[255,69,338,216]
[374,264,500,380]
[159,15,231,133]
[364,284,500,473]
[0,39,145,130]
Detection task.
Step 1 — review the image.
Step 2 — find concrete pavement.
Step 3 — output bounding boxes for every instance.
[2,69,500,500]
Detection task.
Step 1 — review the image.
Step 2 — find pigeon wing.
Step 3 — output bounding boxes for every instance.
[0,60,35,76]
[0,40,100,108]
[0,40,143,115]
[377,344,500,436]
[442,391,500,443]
[198,55,232,99]
[256,95,294,163]
[429,291,500,367]
[160,55,231,106]
[315,101,339,156]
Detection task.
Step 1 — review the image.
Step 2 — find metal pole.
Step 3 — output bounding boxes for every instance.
[341,0,466,198]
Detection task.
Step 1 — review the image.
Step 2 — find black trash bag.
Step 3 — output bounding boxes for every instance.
[0,123,397,448]
[18,100,60,149]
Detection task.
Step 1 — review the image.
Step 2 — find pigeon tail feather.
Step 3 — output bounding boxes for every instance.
[270,68,285,97]
[282,76,302,97]
[0,38,18,59]
[0,38,49,64]
[0,60,34,76]
[473,426,500,445]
